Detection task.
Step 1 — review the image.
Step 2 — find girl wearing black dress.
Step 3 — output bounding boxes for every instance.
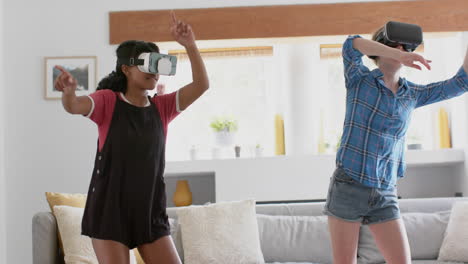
[54,12,209,264]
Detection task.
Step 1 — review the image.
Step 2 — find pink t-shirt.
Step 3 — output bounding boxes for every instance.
[86,89,181,151]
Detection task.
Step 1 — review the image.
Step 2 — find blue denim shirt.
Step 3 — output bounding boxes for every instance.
[336,35,468,189]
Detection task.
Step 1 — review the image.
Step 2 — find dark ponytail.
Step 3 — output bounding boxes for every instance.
[96,70,127,92]
[97,40,160,93]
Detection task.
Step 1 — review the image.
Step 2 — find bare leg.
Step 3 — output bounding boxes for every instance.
[92,238,131,264]
[137,235,182,264]
[328,216,361,264]
[368,218,411,264]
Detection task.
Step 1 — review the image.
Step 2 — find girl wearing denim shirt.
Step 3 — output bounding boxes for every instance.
[324,27,468,264]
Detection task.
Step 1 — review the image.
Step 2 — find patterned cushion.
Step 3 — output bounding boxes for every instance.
[176,200,264,264]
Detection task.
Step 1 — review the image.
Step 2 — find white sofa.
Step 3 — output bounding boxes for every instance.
[33,197,468,264]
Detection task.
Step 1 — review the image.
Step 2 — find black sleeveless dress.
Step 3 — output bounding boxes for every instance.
[81,94,170,249]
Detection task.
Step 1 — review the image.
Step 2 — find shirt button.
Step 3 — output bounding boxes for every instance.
[92,187,95,192]
[97,169,100,174]
[98,156,102,161]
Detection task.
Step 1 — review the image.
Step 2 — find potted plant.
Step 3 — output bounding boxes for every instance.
[324,133,341,154]
[407,134,423,150]
[255,144,264,157]
[210,117,238,146]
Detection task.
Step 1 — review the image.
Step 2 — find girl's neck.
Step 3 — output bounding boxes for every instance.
[378,63,401,94]
[124,87,149,107]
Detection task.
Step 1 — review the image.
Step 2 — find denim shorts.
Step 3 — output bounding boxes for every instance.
[323,167,400,225]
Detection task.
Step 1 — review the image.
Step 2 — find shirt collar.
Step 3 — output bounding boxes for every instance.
[372,69,409,96]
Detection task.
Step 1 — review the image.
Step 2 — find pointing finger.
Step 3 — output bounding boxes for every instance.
[170,11,177,25]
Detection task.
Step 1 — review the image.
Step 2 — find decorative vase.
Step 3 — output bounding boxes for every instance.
[318,110,326,154]
[255,146,264,157]
[438,108,451,149]
[275,114,285,155]
[407,143,422,150]
[173,180,192,207]
[234,145,241,158]
[215,129,235,146]
[189,145,198,160]
[212,147,221,159]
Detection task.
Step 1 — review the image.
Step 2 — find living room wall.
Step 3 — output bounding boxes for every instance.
[0,0,7,262]
[2,0,464,263]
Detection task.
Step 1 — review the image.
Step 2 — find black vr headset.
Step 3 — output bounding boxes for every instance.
[369,21,423,60]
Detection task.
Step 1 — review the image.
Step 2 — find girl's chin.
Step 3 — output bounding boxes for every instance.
[136,84,155,91]
[144,80,157,90]
[382,60,402,69]
[144,86,156,91]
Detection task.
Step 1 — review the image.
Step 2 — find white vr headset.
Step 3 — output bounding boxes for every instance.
[119,52,177,76]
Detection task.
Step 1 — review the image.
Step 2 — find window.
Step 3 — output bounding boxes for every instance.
[159,33,467,160]
[162,47,280,161]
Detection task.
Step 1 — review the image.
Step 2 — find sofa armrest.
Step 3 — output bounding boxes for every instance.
[32,212,61,264]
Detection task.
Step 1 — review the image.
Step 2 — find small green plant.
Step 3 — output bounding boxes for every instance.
[407,134,422,144]
[336,134,342,150]
[210,117,238,132]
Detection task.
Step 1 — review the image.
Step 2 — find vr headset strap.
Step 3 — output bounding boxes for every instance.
[117,57,145,66]
[117,45,144,66]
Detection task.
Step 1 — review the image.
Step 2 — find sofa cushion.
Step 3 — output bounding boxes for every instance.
[358,211,450,263]
[266,261,461,264]
[45,192,87,210]
[266,261,462,264]
[45,192,87,254]
[411,261,464,264]
[53,205,137,264]
[438,201,468,262]
[45,192,146,264]
[257,214,332,263]
[168,218,184,261]
[176,199,264,264]
[266,262,319,264]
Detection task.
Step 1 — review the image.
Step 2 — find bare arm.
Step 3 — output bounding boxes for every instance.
[353,37,400,59]
[177,44,209,111]
[55,66,92,115]
[62,94,92,115]
[170,12,209,111]
[352,37,431,70]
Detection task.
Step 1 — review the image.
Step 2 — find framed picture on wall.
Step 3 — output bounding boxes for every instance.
[44,56,97,99]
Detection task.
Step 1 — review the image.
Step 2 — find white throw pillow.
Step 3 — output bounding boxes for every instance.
[176,199,265,264]
[358,211,451,263]
[53,205,136,264]
[169,218,184,261]
[438,202,468,262]
[256,214,333,263]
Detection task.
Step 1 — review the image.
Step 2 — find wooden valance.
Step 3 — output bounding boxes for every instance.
[109,0,468,44]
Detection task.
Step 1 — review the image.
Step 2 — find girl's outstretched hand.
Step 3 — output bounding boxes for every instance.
[54,66,78,95]
[397,52,432,71]
[170,11,196,48]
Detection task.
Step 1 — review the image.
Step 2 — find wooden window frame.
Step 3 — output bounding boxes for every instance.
[110,0,468,44]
